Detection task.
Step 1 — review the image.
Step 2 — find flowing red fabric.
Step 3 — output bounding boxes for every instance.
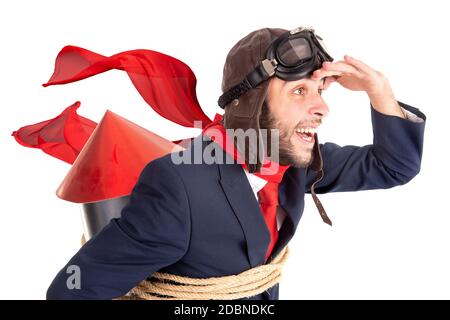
[202,113,290,259]
[13,46,212,163]
[43,45,211,127]
[12,101,97,164]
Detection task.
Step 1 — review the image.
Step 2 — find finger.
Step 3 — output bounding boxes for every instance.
[322,60,359,75]
[344,55,374,74]
[311,68,342,81]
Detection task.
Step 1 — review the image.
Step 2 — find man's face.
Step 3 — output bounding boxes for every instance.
[260,76,329,167]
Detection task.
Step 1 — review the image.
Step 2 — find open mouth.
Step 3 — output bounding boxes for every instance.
[295,127,317,144]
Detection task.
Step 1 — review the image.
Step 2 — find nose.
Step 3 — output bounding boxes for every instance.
[307,95,329,118]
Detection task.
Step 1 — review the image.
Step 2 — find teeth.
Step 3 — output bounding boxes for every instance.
[295,127,318,134]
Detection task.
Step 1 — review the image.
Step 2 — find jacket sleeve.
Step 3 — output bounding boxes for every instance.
[306,101,426,193]
[46,157,191,299]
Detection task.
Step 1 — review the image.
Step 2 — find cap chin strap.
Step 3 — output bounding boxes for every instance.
[309,133,333,226]
[218,59,277,108]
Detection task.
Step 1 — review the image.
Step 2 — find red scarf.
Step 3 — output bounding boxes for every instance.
[13,45,211,164]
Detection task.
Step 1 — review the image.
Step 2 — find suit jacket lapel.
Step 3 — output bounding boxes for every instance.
[210,137,307,266]
[217,162,270,268]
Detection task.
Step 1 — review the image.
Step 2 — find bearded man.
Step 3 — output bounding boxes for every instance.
[47,27,425,300]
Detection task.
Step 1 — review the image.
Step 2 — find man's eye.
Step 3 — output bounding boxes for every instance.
[294,87,305,95]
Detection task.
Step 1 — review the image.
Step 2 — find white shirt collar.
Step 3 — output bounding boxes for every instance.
[243,169,267,197]
[243,167,287,230]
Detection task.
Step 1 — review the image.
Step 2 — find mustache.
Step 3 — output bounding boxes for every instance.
[294,119,322,129]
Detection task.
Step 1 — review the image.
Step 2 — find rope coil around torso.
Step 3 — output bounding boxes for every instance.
[123,246,289,300]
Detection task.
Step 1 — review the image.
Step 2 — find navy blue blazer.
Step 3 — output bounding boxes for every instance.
[47,103,425,300]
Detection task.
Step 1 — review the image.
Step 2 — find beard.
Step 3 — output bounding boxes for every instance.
[259,102,315,168]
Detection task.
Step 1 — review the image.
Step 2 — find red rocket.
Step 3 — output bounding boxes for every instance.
[56,109,183,204]
[60,110,184,239]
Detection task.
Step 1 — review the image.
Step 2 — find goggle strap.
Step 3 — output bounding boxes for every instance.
[218,60,275,108]
[217,80,252,108]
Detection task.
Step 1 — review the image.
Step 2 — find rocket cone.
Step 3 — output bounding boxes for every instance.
[57,110,183,203]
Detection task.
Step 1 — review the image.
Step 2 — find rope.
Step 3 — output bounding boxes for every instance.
[81,234,289,300]
[121,246,289,300]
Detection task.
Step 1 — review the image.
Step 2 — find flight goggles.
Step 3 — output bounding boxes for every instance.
[218,27,333,108]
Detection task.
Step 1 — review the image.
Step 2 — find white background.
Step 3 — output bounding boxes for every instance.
[1,0,449,299]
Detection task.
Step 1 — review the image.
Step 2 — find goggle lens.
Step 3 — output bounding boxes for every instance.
[277,37,312,66]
